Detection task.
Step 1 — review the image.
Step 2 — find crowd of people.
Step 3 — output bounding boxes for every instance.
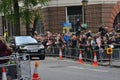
[32,24,120,59]
[0,23,120,62]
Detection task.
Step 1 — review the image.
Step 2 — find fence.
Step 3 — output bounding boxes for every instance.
[0,53,31,80]
[45,45,120,66]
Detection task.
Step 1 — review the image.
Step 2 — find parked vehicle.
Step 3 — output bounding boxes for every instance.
[10,36,45,60]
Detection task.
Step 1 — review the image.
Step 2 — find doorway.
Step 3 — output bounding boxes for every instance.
[67,6,82,32]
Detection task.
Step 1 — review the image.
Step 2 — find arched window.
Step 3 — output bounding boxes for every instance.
[113,12,120,28]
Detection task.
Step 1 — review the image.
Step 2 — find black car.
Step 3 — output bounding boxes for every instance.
[10,36,45,60]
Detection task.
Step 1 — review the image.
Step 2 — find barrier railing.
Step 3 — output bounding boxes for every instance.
[45,45,120,66]
[0,53,31,80]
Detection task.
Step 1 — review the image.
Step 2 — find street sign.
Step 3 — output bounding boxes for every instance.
[106,48,113,54]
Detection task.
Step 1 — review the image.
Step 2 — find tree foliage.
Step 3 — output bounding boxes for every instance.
[0,0,49,35]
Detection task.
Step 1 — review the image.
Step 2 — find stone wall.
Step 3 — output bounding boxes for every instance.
[43,6,66,33]
[86,3,116,32]
[102,4,115,30]
[86,4,102,32]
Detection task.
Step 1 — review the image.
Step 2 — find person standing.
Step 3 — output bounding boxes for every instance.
[70,35,77,58]
[63,33,70,46]
[4,29,9,42]
[0,36,12,64]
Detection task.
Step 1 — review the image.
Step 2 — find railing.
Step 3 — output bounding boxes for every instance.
[0,54,31,80]
[45,44,120,66]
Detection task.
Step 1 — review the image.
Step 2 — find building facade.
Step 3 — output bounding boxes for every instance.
[42,0,120,33]
[0,0,120,36]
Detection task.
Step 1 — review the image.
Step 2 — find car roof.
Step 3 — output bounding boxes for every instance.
[14,36,38,45]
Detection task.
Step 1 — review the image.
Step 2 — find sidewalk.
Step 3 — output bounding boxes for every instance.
[99,60,120,68]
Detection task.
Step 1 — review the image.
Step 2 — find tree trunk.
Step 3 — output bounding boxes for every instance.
[26,21,30,35]
[13,0,20,36]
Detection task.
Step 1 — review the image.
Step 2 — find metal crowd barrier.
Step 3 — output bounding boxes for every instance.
[45,46,120,66]
[0,53,31,80]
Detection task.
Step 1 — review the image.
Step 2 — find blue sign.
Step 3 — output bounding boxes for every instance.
[61,22,72,27]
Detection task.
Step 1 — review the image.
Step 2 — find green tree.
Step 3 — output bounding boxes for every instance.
[0,0,48,36]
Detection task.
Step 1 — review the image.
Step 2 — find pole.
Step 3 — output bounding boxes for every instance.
[81,0,88,30]
[108,54,111,66]
[82,5,85,27]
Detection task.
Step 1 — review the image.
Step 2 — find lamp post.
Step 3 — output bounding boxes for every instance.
[81,0,88,30]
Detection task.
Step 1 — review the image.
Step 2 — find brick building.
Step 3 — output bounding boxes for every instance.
[0,0,120,36]
[42,0,120,33]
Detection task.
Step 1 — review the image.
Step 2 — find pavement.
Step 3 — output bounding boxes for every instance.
[47,57,120,68]
[99,60,120,68]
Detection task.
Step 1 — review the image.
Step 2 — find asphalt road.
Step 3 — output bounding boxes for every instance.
[30,57,120,80]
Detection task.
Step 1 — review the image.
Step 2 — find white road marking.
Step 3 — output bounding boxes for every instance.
[68,66,109,72]
[68,66,85,70]
[87,68,109,72]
